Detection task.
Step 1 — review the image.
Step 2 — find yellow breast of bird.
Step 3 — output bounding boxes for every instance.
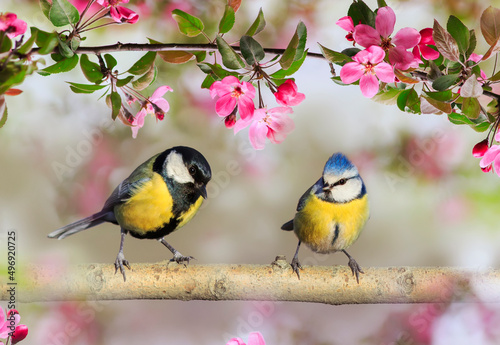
[294,193,369,253]
[115,173,174,234]
[177,196,204,228]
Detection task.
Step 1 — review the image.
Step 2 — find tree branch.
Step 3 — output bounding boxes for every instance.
[30,43,326,60]
[2,259,499,304]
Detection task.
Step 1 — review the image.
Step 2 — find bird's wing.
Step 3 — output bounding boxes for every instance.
[101,155,159,211]
[296,178,322,211]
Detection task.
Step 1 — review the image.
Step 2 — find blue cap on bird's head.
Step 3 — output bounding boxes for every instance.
[323,152,357,176]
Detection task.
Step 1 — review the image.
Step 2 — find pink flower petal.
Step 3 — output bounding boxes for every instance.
[153,98,170,113]
[366,45,386,64]
[131,109,147,138]
[472,139,489,158]
[267,113,295,144]
[388,47,415,70]
[374,62,395,83]
[392,27,421,49]
[419,28,435,44]
[249,121,269,150]
[116,6,139,24]
[226,338,246,345]
[336,16,354,32]
[480,145,500,168]
[340,62,364,84]
[233,116,252,134]
[494,156,500,177]
[375,7,396,38]
[241,81,256,99]
[215,94,237,117]
[247,332,266,345]
[151,85,173,100]
[419,45,439,60]
[359,74,380,98]
[495,130,500,142]
[353,24,381,48]
[237,95,255,120]
[469,53,483,63]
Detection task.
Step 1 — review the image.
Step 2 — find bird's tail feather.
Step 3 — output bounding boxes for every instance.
[48,211,109,239]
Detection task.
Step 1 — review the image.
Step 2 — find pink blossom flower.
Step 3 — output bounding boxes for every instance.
[274,79,305,106]
[234,107,294,150]
[480,145,500,175]
[472,139,489,158]
[0,309,27,343]
[340,45,395,98]
[468,53,487,82]
[226,332,266,345]
[131,85,172,138]
[210,76,256,120]
[97,0,139,23]
[336,16,355,43]
[412,28,439,62]
[0,13,27,39]
[224,113,236,128]
[353,6,420,70]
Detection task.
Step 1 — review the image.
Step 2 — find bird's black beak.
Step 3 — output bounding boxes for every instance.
[198,184,208,199]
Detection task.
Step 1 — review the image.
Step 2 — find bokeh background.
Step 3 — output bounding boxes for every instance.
[2,0,500,344]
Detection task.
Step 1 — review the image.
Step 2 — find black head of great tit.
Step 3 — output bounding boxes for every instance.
[48,146,212,281]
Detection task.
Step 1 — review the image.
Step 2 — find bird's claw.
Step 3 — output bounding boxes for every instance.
[114,252,131,282]
[171,252,195,266]
[347,257,364,284]
[290,257,303,280]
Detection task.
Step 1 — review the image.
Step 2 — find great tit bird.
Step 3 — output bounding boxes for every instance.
[48,146,212,282]
[281,152,369,283]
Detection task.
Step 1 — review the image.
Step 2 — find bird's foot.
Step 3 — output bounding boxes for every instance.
[171,252,195,266]
[347,257,364,284]
[114,252,131,282]
[290,256,303,280]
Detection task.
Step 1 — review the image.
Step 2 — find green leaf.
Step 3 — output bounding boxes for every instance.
[270,48,308,79]
[0,32,12,53]
[109,91,122,120]
[433,19,460,62]
[158,51,195,64]
[128,51,157,75]
[447,15,470,55]
[461,75,483,98]
[489,69,500,81]
[0,64,27,94]
[33,28,59,55]
[424,90,453,102]
[49,0,80,27]
[0,94,7,129]
[219,5,235,34]
[318,44,353,66]
[397,88,420,113]
[341,47,361,58]
[68,82,107,94]
[116,75,134,87]
[448,111,473,125]
[422,96,452,114]
[104,54,117,70]
[466,29,477,58]
[462,97,481,119]
[377,0,388,7]
[38,55,78,75]
[132,66,157,91]
[372,87,403,105]
[239,35,265,66]
[197,62,239,80]
[201,74,216,89]
[245,8,266,36]
[472,121,491,132]
[40,0,51,18]
[57,35,74,58]
[216,35,245,70]
[80,54,103,83]
[171,9,205,37]
[432,73,460,91]
[480,6,500,46]
[348,0,375,27]
[193,51,206,62]
[280,21,307,70]
[18,30,38,55]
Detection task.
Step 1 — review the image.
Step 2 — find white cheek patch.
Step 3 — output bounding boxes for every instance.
[165,151,194,184]
[331,178,362,203]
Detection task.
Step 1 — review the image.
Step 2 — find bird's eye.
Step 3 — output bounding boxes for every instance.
[337,178,347,186]
[188,166,197,176]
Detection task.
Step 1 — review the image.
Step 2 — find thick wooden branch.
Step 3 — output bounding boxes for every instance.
[2,259,500,304]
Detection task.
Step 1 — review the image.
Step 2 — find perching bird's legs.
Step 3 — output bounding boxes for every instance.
[290,240,303,279]
[158,237,194,265]
[114,228,131,282]
[342,249,364,284]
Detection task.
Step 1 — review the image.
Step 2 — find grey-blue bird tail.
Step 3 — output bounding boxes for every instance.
[48,211,111,239]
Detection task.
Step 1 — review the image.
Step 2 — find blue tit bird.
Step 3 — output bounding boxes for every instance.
[48,146,212,282]
[281,152,369,283]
